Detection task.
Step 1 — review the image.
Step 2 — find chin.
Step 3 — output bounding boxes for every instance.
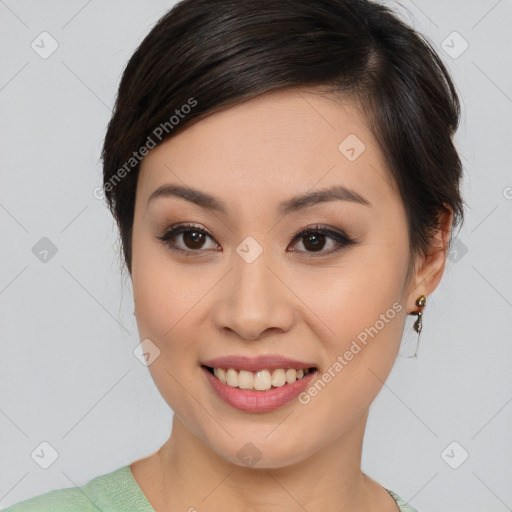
[205,429,317,470]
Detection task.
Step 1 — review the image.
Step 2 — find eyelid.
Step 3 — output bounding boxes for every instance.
[288,224,353,245]
[287,224,357,257]
[156,222,356,256]
[156,223,220,254]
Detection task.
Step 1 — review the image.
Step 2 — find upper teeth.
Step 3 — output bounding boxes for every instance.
[212,367,310,391]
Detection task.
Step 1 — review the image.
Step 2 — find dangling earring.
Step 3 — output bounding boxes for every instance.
[399,294,427,359]
[412,294,426,334]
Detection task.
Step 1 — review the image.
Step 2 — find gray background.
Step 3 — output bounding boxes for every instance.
[1,1,511,510]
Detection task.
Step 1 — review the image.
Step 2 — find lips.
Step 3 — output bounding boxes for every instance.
[200,354,319,413]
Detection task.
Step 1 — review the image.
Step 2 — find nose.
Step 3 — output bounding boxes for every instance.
[213,245,295,340]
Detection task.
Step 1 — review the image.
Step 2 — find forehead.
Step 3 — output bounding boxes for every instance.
[137,88,396,214]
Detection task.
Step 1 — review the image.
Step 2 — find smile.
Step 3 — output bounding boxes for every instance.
[201,365,318,413]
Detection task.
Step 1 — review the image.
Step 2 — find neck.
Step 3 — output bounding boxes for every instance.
[140,409,395,512]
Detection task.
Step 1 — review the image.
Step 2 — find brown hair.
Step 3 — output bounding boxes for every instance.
[101,0,466,276]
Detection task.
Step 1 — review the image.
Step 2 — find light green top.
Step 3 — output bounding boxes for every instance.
[2,465,420,512]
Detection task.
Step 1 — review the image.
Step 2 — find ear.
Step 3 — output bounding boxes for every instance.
[405,204,453,312]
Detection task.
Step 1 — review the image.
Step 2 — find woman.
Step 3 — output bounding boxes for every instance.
[3,0,465,511]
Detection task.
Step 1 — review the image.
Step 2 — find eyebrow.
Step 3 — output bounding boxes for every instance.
[147,183,371,214]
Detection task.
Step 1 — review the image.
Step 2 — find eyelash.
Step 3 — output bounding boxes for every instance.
[156,223,357,258]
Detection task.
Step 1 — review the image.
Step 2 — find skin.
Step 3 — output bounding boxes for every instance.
[129,87,452,512]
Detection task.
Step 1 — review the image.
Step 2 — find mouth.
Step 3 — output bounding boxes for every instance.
[201,364,318,392]
[201,363,319,413]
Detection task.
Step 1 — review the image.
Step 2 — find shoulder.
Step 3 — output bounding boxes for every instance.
[386,488,422,512]
[1,465,131,512]
[1,486,91,512]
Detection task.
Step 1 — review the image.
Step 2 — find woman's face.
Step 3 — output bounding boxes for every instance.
[131,88,420,468]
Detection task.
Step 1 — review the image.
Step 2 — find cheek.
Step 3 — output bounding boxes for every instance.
[131,224,207,342]
[293,236,409,415]
[299,238,409,349]
[131,250,206,422]
[130,232,221,399]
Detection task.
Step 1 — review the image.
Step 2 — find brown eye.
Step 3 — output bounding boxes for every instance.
[182,230,206,249]
[156,223,220,253]
[156,223,356,257]
[301,232,327,252]
[288,225,356,256]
